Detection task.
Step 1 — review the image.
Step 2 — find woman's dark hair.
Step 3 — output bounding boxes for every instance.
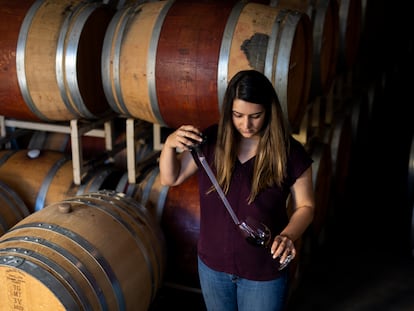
[214,70,291,203]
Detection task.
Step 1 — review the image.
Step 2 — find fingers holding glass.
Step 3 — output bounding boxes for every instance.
[173,126,202,150]
[271,235,296,270]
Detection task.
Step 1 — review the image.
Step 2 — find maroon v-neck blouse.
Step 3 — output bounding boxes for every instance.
[196,124,313,281]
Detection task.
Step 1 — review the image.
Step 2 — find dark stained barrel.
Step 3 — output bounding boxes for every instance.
[102,1,312,132]
[336,0,362,72]
[408,134,414,208]
[269,0,340,99]
[323,111,353,197]
[117,164,203,289]
[306,138,332,244]
[160,173,201,288]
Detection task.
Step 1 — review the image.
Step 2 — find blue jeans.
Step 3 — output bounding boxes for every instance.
[198,257,289,311]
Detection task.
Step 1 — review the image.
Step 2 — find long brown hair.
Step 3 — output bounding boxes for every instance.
[214,70,291,203]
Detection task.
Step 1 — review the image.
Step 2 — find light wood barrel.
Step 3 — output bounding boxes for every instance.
[27,131,70,153]
[117,165,169,224]
[0,181,30,236]
[102,1,312,132]
[0,149,124,213]
[0,190,166,311]
[0,0,115,121]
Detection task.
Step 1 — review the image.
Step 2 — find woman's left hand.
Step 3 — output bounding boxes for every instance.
[270,234,296,266]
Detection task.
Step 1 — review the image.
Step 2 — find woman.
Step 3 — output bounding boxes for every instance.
[159,70,315,311]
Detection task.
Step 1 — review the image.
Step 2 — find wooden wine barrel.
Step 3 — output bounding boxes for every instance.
[347,91,370,148]
[103,0,138,10]
[411,201,414,257]
[102,0,312,132]
[160,173,201,288]
[336,0,362,73]
[408,133,414,208]
[27,131,70,153]
[306,138,332,244]
[0,190,166,311]
[116,165,209,290]
[0,181,30,236]
[0,0,115,121]
[0,149,124,213]
[269,0,340,99]
[322,111,353,197]
[285,137,332,291]
[117,165,169,224]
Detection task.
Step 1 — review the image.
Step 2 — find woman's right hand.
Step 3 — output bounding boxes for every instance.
[165,125,203,151]
[159,125,201,186]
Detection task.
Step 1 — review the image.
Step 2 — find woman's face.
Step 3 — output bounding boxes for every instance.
[232,98,266,138]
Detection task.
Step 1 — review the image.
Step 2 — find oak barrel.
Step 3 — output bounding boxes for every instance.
[0,190,166,311]
[117,165,169,224]
[336,0,362,72]
[102,1,312,131]
[323,111,353,197]
[160,173,201,288]
[0,181,30,236]
[0,149,124,213]
[306,138,332,243]
[270,0,340,99]
[0,0,115,121]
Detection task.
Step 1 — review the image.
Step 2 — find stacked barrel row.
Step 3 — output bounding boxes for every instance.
[0,123,168,310]
[0,0,359,130]
[0,0,367,309]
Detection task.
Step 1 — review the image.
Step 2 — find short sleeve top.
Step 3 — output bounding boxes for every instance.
[195,124,313,281]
